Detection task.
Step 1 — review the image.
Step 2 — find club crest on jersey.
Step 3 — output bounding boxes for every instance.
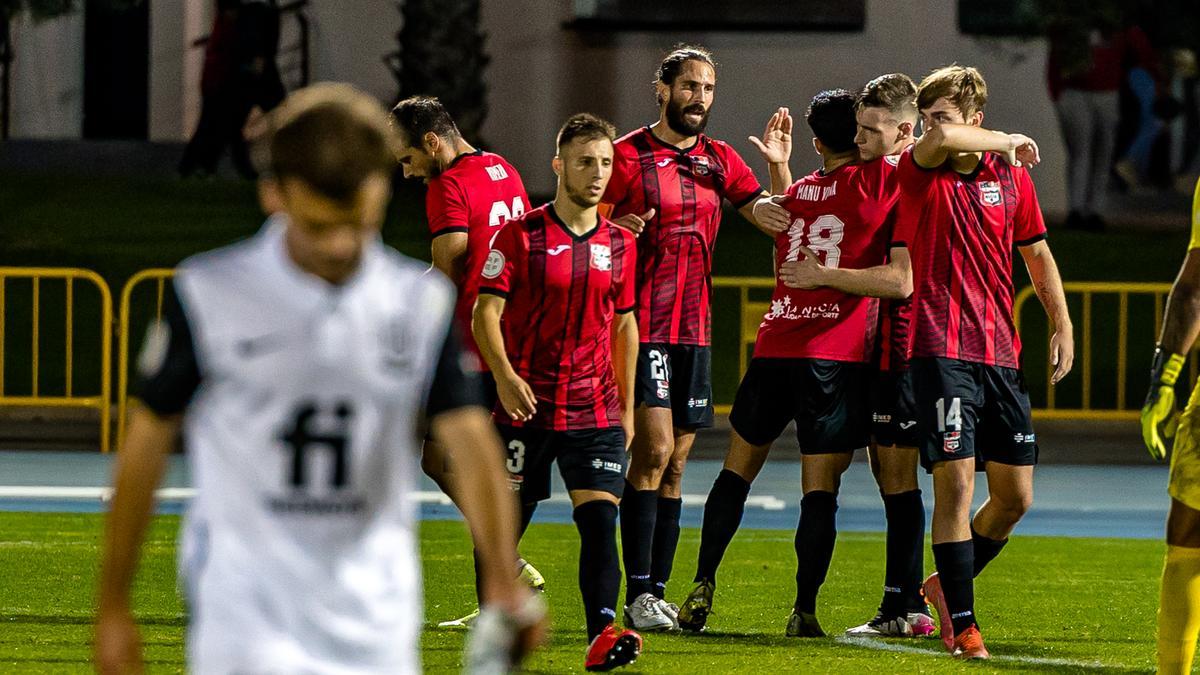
[482,249,505,279]
[691,155,711,176]
[980,182,1002,207]
[943,431,961,453]
[380,317,413,371]
[590,244,611,271]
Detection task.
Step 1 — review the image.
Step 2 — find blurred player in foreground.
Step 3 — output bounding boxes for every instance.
[390,95,545,629]
[94,83,544,674]
[1142,177,1200,674]
[474,113,643,671]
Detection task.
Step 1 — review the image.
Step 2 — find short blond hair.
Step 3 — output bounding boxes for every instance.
[917,65,988,118]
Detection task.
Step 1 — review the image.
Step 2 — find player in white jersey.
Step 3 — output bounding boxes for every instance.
[94,84,544,674]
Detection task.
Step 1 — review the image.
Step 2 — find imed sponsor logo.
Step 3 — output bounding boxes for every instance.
[591,458,623,474]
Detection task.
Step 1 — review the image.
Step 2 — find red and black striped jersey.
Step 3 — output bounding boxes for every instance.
[425,150,529,364]
[891,146,1047,368]
[753,159,898,362]
[877,206,913,373]
[479,204,637,431]
[877,296,913,372]
[603,126,764,346]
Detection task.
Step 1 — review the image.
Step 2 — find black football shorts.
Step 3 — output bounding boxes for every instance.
[728,357,871,453]
[909,357,1038,472]
[495,424,627,504]
[635,342,713,429]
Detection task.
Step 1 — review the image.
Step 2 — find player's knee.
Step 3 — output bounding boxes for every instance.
[633,438,674,474]
[996,492,1033,522]
[659,465,683,494]
[877,463,918,494]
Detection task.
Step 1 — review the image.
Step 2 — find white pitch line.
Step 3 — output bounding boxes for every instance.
[836,635,1118,669]
[0,486,194,501]
[0,487,792,510]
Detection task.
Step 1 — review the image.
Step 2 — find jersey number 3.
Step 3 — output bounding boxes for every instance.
[785,214,845,268]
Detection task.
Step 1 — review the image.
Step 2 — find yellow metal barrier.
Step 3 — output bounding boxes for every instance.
[106,274,1170,428]
[1014,281,1175,421]
[715,278,1178,421]
[0,267,114,451]
[116,269,176,450]
[712,276,775,415]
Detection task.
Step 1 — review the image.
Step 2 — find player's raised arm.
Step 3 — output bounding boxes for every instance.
[779,245,913,300]
[914,122,1039,170]
[95,408,180,675]
[749,106,794,194]
[1018,240,1073,385]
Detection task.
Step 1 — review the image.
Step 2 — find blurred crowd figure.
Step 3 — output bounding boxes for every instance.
[179,0,285,179]
[1047,1,1200,231]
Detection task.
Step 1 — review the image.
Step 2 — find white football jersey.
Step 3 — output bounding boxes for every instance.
[138,217,473,674]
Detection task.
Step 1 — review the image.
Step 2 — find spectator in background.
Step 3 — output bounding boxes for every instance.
[1048,7,1161,231]
[179,0,285,179]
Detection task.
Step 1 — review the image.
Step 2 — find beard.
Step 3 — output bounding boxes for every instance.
[665,96,710,137]
[563,181,603,209]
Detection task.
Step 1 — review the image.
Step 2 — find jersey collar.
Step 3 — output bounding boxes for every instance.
[447,149,483,171]
[546,203,601,242]
[644,125,703,155]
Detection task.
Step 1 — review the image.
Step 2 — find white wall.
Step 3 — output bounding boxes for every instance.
[8,0,1068,214]
[481,0,1067,214]
[148,0,211,141]
[305,0,397,102]
[8,11,84,139]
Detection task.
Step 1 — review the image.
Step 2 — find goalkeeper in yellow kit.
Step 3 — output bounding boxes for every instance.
[1143,177,1200,674]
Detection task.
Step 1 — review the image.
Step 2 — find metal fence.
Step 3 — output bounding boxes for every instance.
[0,267,113,451]
[0,269,1182,450]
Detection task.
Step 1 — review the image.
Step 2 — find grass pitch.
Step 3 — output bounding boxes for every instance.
[0,511,1161,673]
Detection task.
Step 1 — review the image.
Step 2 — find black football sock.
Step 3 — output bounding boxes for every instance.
[971,524,1008,577]
[651,496,683,598]
[472,548,484,606]
[932,540,977,635]
[520,501,537,537]
[575,500,621,641]
[880,490,926,616]
[792,490,838,614]
[695,469,752,583]
[620,480,657,605]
